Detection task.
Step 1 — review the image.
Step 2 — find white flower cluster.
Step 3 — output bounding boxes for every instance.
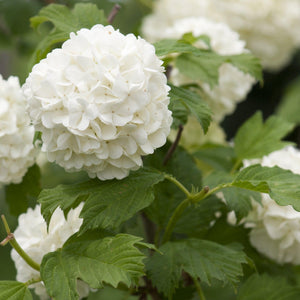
[245,147,300,265]
[23,24,172,180]
[11,203,89,299]
[0,75,36,184]
[144,17,255,122]
[142,0,300,71]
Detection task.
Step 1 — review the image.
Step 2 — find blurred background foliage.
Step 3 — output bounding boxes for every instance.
[0,0,300,299]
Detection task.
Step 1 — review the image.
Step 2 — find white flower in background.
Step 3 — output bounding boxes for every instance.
[11,203,89,299]
[144,17,255,122]
[0,75,36,184]
[142,0,300,71]
[245,146,300,265]
[23,24,172,181]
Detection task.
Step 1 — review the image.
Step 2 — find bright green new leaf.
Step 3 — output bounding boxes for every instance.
[237,273,300,300]
[276,76,300,124]
[234,111,294,161]
[29,3,107,66]
[147,239,248,298]
[168,84,212,133]
[41,234,152,299]
[38,168,164,232]
[0,281,32,300]
[5,164,41,216]
[232,164,300,211]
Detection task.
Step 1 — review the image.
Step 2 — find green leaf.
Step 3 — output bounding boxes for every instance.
[222,188,261,222]
[277,76,300,124]
[234,112,294,161]
[176,52,222,88]
[154,38,262,88]
[193,145,236,172]
[154,39,204,57]
[143,143,202,229]
[41,234,151,299]
[232,164,300,211]
[168,84,212,133]
[226,53,263,84]
[5,164,41,216]
[29,3,107,66]
[238,273,300,300]
[147,239,248,298]
[0,281,32,300]
[38,168,164,232]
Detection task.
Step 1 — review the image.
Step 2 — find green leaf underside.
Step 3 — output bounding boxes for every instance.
[234,111,294,160]
[154,39,262,88]
[168,84,212,133]
[30,3,107,66]
[5,164,41,216]
[38,168,164,232]
[0,281,32,300]
[237,273,300,300]
[147,239,247,298]
[276,76,300,124]
[41,234,151,299]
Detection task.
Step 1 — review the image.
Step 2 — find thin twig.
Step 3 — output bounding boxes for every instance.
[163,124,184,165]
[107,4,121,24]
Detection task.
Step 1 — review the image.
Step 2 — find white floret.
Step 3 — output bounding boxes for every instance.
[142,0,300,71]
[244,147,300,265]
[144,17,255,122]
[23,24,172,181]
[11,203,89,299]
[0,75,36,184]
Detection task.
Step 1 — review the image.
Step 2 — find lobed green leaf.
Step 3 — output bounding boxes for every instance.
[29,3,107,67]
[38,168,164,232]
[0,281,32,300]
[234,111,294,161]
[41,234,152,299]
[147,239,248,298]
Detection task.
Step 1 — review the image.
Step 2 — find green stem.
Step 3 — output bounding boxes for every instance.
[230,159,242,175]
[193,183,232,204]
[25,277,42,287]
[161,197,190,244]
[1,215,40,272]
[193,278,206,300]
[164,174,191,197]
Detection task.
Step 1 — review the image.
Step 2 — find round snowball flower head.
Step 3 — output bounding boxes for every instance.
[11,203,89,299]
[0,75,36,184]
[23,24,172,180]
[244,146,300,265]
[144,17,255,122]
[142,0,300,71]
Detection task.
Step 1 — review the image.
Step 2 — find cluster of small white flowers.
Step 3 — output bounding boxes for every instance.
[11,203,89,299]
[244,146,300,265]
[142,0,300,71]
[0,75,36,184]
[23,24,172,181]
[144,17,255,122]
